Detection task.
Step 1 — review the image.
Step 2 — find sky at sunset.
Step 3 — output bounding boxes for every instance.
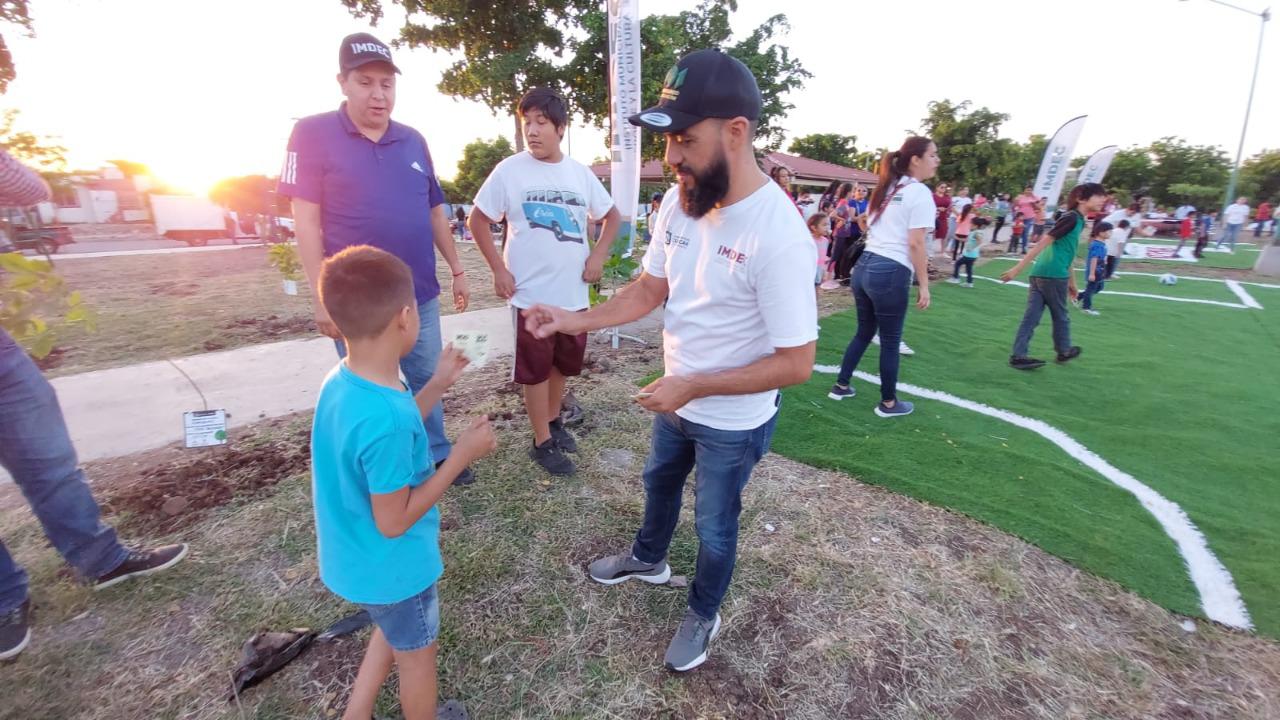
[3,0,1277,195]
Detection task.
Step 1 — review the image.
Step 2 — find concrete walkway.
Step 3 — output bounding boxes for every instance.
[2,305,516,481]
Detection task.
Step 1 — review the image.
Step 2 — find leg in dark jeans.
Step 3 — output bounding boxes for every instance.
[961,256,975,283]
[992,216,1006,243]
[1038,277,1073,352]
[631,411,777,621]
[1104,255,1118,279]
[632,413,697,566]
[837,254,911,403]
[1011,280,1049,358]
[686,414,776,620]
[1080,280,1104,310]
[0,331,129,614]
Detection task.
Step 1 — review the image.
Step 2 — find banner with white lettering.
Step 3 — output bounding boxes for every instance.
[608,0,641,258]
[1033,115,1087,217]
[1077,145,1119,186]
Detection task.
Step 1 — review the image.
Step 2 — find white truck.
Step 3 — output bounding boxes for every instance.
[150,194,231,246]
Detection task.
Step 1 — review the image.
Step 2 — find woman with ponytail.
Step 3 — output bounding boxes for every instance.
[1000,182,1109,369]
[827,137,938,417]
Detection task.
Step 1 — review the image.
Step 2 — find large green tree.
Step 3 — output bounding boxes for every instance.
[917,99,1020,195]
[1101,147,1155,205]
[452,136,514,201]
[565,0,808,160]
[787,133,857,166]
[1145,137,1230,206]
[340,0,596,151]
[0,109,65,171]
[341,0,808,161]
[1239,149,1280,204]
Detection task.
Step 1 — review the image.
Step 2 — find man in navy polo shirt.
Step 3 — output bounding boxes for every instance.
[278,32,473,483]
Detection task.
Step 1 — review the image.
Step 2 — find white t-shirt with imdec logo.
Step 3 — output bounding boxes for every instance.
[863,177,936,270]
[473,152,614,310]
[643,180,818,431]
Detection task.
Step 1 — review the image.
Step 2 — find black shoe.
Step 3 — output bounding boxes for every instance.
[1009,356,1046,370]
[1056,346,1082,363]
[549,418,578,453]
[437,459,475,486]
[827,384,855,401]
[93,544,189,591]
[530,439,575,477]
[0,599,31,661]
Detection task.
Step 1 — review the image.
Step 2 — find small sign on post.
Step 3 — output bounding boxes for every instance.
[184,409,228,448]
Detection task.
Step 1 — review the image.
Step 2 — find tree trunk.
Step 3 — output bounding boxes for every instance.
[513,114,524,153]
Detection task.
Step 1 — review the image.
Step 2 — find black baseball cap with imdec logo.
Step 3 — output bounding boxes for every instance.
[339,32,401,74]
[629,49,761,133]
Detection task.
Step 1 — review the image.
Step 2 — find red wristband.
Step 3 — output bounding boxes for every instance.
[452,270,465,278]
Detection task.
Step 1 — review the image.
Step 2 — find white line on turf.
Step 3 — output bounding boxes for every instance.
[970,275,1251,309]
[811,364,1253,630]
[1224,280,1264,309]
[1113,271,1280,291]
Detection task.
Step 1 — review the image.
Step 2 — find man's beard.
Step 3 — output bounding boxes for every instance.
[675,152,730,219]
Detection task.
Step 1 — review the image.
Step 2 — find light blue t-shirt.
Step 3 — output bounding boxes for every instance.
[963,233,981,259]
[311,362,441,605]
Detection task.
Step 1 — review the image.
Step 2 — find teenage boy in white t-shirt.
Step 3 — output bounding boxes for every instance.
[523,50,817,673]
[469,88,620,477]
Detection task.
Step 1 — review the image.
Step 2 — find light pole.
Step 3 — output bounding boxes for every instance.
[1183,0,1271,220]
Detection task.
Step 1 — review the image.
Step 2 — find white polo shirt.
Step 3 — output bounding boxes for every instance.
[643,180,818,431]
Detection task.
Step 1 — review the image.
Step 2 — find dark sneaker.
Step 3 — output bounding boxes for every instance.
[93,544,189,591]
[530,439,575,476]
[0,599,31,661]
[1056,346,1083,363]
[1009,356,1046,370]
[665,609,722,672]
[588,552,671,586]
[549,419,578,453]
[827,384,855,401]
[875,400,915,418]
[437,459,475,486]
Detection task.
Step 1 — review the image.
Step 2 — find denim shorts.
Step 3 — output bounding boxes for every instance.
[358,583,440,652]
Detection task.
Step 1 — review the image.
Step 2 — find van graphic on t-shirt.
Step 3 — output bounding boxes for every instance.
[521,188,586,244]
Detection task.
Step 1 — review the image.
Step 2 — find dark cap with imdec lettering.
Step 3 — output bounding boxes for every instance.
[339,32,401,74]
[629,49,761,133]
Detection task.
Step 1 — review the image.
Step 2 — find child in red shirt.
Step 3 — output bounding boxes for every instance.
[1173,211,1196,260]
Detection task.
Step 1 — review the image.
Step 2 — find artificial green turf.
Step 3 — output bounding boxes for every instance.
[975,259,1247,303]
[774,272,1280,636]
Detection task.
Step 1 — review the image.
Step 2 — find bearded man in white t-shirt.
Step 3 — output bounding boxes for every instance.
[470,88,621,478]
[524,50,817,673]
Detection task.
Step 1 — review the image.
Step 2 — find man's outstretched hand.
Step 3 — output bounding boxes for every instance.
[523,305,581,339]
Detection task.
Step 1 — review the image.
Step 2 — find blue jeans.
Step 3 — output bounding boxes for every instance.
[631,409,778,620]
[837,253,912,403]
[1217,223,1242,250]
[1018,220,1033,252]
[1012,277,1072,357]
[0,330,128,614]
[1080,279,1105,310]
[336,297,452,463]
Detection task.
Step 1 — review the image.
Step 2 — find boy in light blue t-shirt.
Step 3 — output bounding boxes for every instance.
[949,216,988,286]
[312,245,497,719]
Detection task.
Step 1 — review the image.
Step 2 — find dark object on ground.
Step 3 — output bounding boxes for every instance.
[560,392,584,428]
[437,700,469,719]
[228,629,316,700]
[316,610,372,642]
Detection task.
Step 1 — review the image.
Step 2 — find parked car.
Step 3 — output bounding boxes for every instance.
[0,207,75,255]
[151,194,231,246]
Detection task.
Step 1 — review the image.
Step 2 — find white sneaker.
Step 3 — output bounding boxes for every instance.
[1083,309,1101,316]
[965,282,974,288]
[875,335,916,353]
[946,277,961,284]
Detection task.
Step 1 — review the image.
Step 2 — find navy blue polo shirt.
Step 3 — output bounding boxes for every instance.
[278,103,446,305]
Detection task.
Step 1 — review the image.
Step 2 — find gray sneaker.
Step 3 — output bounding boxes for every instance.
[664,609,722,672]
[587,552,671,586]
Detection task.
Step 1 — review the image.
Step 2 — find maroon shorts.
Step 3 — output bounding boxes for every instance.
[513,307,588,385]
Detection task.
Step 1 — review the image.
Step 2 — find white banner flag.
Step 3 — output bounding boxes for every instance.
[608,0,641,257]
[1077,145,1119,186]
[1033,115,1087,216]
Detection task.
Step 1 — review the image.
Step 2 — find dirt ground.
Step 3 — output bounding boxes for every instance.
[43,242,505,377]
[2,323,1278,719]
